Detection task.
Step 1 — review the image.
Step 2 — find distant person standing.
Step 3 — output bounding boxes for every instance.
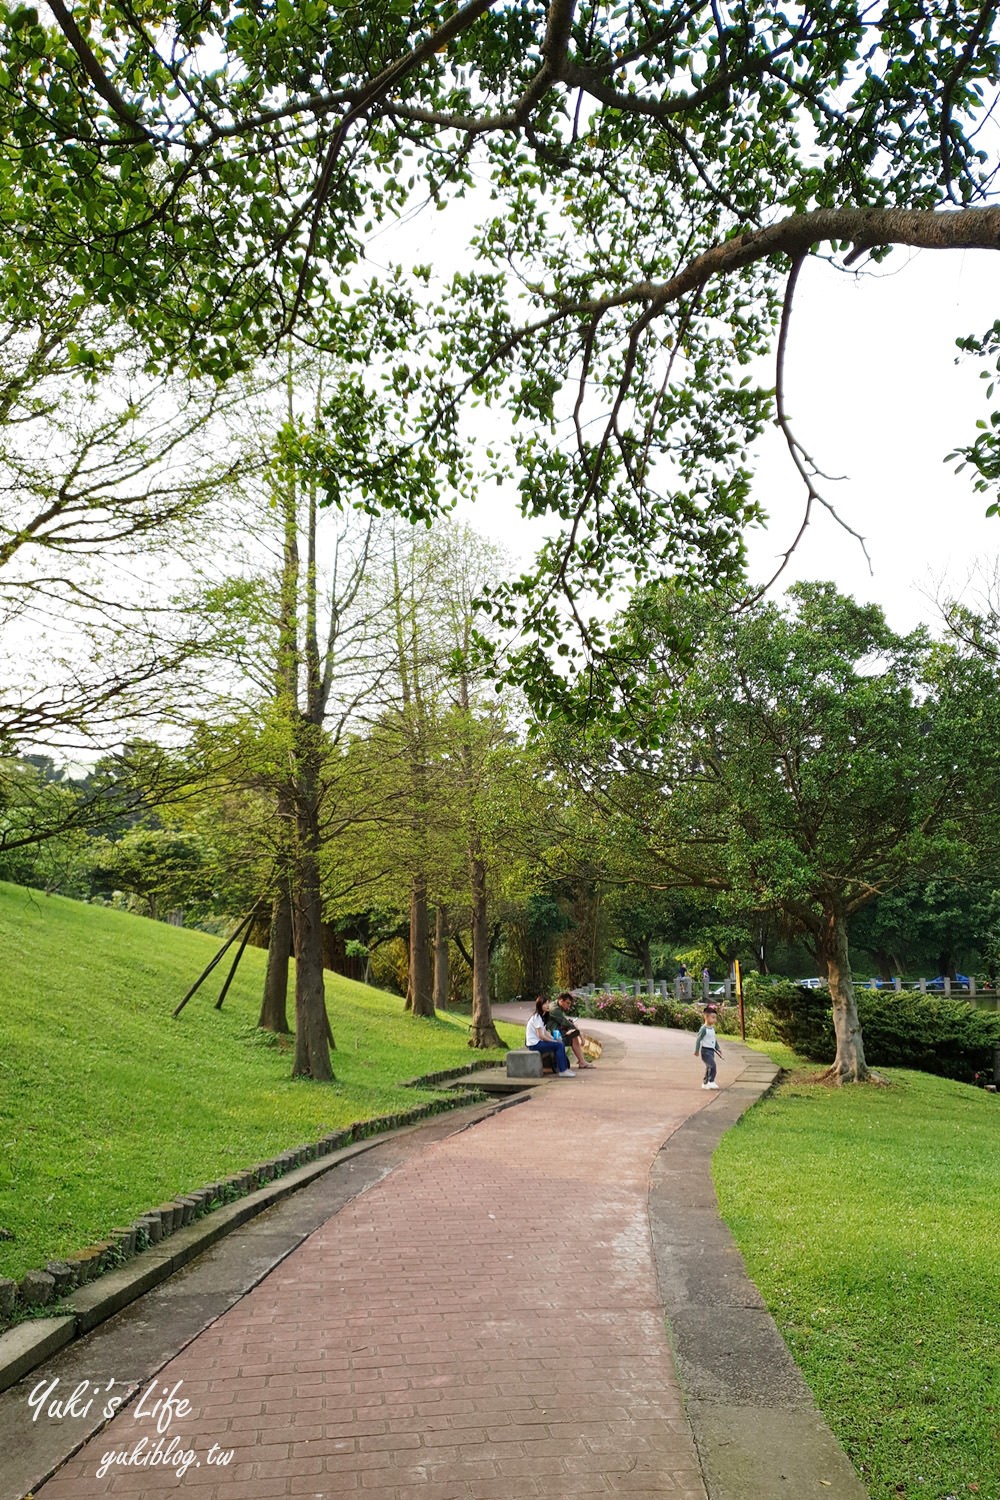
[694,1006,723,1090]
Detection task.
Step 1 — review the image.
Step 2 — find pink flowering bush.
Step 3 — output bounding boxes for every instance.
[585,991,703,1030]
[579,988,777,1039]
[590,991,637,1023]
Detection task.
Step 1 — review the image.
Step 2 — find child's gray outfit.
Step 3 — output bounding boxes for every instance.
[694,1020,722,1085]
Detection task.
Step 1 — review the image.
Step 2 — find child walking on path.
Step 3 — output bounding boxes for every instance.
[694,1006,723,1089]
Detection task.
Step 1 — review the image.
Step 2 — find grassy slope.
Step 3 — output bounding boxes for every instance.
[715,1046,1000,1500]
[0,881,520,1282]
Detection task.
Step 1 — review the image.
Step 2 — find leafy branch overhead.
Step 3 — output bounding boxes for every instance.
[5,0,1000,683]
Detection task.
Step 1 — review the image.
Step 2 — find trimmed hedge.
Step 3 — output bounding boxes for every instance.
[763,982,1000,1083]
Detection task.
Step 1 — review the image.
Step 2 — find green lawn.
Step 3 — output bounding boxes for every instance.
[0,881,520,1283]
[715,1043,1000,1500]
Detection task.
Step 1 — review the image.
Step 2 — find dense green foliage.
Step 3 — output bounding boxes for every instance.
[716,1059,1000,1499]
[764,981,1000,1082]
[3,2,1000,698]
[560,582,1000,1079]
[0,881,519,1282]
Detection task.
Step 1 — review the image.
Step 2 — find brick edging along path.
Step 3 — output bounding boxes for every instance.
[11,1013,866,1499]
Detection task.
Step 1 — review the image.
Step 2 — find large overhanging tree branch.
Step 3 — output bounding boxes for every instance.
[13,1,1000,348]
[0,291,270,752]
[8,1,1000,685]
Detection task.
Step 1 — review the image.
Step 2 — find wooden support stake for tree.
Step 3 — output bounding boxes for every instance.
[173,907,260,1018]
[214,907,263,1010]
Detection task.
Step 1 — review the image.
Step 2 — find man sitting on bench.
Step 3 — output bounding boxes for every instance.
[552,992,593,1069]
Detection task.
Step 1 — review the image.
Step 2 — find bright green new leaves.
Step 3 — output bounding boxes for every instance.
[558,579,1000,1075]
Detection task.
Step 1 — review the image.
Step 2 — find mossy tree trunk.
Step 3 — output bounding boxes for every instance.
[817,907,870,1084]
[258,875,292,1033]
[406,874,435,1017]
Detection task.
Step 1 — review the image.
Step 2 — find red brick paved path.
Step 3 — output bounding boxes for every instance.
[35,1014,724,1498]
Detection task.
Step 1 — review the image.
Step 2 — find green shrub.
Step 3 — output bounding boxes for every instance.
[759,984,835,1058]
[742,973,804,1006]
[660,998,704,1031]
[860,990,1000,1081]
[732,1005,783,1042]
[763,983,1000,1082]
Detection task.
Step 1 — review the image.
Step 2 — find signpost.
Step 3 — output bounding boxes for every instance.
[733,960,746,1041]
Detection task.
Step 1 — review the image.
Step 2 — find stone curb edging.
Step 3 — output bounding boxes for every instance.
[0,1064,510,1396]
[650,1050,870,1500]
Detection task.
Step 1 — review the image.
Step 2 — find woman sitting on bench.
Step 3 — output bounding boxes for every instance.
[525,997,576,1077]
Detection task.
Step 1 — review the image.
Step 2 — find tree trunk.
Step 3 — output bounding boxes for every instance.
[291,735,335,1079]
[291,855,334,1076]
[757,925,772,974]
[871,949,894,983]
[468,849,503,1049]
[817,908,870,1083]
[640,939,654,994]
[432,904,450,1011]
[258,880,292,1032]
[406,875,435,1017]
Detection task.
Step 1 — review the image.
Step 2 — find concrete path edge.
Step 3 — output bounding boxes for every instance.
[651,1048,869,1499]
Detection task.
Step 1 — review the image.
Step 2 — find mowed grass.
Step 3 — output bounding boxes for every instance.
[0,881,520,1283]
[714,1044,1000,1500]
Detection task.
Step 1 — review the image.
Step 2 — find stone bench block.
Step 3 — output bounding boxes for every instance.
[507,1047,543,1079]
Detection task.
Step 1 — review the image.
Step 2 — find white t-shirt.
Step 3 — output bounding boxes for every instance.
[526,1013,548,1046]
[703,1024,717,1048]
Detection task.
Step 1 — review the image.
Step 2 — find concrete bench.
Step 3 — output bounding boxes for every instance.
[506,1047,546,1079]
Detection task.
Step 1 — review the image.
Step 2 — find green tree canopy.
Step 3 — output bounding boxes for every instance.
[7,1,1000,693]
[567,580,1000,1080]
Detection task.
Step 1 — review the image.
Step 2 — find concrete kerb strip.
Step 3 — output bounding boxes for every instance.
[651,1044,869,1500]
[0,1090,527,1399]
